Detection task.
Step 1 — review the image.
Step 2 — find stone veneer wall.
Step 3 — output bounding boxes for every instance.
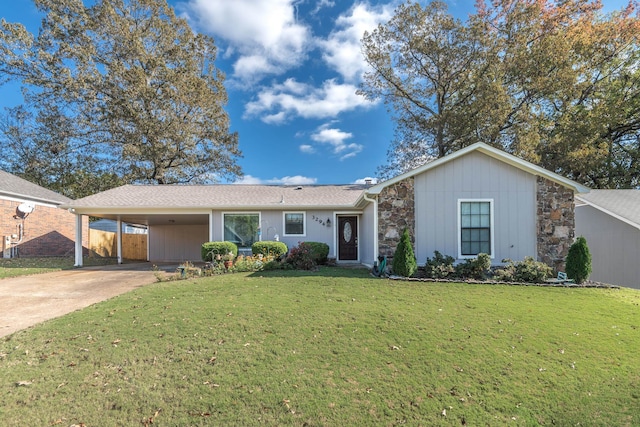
[377,178,415,258]
[536,177,575,272]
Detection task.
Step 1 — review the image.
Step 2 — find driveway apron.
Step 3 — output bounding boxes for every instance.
[0,263,166,338]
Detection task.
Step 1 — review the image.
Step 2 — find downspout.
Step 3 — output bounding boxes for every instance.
[362,192,378,267]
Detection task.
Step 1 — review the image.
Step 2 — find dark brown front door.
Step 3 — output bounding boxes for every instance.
[338,216,358,261]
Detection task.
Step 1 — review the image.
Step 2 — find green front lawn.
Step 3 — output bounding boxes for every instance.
[0,257,118,279]
[1,268,639,425]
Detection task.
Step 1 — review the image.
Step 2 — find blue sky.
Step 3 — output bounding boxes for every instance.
[0,0,632,186]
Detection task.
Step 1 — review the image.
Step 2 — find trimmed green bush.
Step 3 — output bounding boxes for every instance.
[252,241,288,258]
[392,228,417,277]
[201,241,238,262]
[565,236,592,284]
[304,241,330,265]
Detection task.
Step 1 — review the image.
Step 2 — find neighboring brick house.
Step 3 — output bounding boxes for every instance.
[0,170,88,257]
[63,143,588,274]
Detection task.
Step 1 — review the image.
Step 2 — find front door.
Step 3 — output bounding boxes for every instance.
[338,216,358,261]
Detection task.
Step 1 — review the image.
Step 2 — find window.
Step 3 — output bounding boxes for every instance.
[459,200,493,258]
[223,213,259,248]
[284,212,305,236]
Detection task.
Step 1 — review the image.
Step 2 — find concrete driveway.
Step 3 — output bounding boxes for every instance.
[0,263,173,338]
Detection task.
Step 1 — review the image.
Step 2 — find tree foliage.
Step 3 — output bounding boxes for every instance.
[0,0,241,196]
[361,0,640,188]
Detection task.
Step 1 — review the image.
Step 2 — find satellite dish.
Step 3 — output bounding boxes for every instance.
[17,203,34,214]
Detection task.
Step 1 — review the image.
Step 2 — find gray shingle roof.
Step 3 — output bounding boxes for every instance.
[0,170,71,204]
[577,190,640,227]
[63,184,366,210]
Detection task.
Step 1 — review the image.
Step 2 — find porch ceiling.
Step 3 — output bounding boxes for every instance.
[91,213,210,226]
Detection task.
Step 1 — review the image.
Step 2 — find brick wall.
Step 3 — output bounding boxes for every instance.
[0,198,89,257]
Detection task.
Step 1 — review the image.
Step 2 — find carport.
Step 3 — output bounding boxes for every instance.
[69,210,212,266]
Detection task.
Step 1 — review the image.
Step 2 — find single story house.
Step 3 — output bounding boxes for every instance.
[0,170,89,257]
[576,190,640,289]
[62,143,589,274]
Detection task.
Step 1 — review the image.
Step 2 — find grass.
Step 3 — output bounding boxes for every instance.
[0,257,119,279]
[1,267,639,426]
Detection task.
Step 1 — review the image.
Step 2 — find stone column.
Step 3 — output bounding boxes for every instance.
[536,177,575,272]
[377,178,415,259]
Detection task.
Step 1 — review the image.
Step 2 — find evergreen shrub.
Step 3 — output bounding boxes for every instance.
[392,228,417,277]
[565,236,592,284]
[201,241,238,262]
[251,241,288,258]
[425,250,455,279]
[455,253,491,280]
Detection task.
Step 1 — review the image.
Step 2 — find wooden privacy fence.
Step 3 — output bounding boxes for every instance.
[89,229,147,260]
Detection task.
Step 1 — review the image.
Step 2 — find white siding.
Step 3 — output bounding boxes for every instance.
[360,202,375,266]
[149,224,208,262]
[414,151,537,264]
[575,205,640,289]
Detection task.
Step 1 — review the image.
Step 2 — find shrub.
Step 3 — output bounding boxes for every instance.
[304,242,330,265]
[565,236,592,284]
[285,242,317,270]
[392,228,417,277]
[455,253,491,280]
[424,251,455,279]
[201,241,238,262]
[252,241,288,258]
[494,257,552,283]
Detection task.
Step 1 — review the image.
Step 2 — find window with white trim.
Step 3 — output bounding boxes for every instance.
[458,200,493,257]
[223,213,259,249]
[284,212,305,236]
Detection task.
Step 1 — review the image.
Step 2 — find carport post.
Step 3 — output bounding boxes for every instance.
[74,214,83,267]
[117,217,123,264]
[209,211,214,242]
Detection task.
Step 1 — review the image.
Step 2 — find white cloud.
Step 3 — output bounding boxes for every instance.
[311,124,363,161]
[300,144,316,153]
[312,0,335,14]
[245,78,374,123]
[234,174,317,185]
[318,3,394,82]
[185,0,311,82]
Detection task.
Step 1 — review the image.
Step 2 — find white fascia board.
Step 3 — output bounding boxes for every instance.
[1,192,66,207]
[365,142,591,195]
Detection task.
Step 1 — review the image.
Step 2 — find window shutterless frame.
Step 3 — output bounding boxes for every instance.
[283,212,306,236]
[457,199,495,259]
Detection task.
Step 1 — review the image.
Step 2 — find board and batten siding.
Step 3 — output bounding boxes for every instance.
[413,151,537,264]
[149,224,208,262]
[575,204,640,289]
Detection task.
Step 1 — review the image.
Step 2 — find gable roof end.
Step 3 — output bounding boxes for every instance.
[364,142,590,195]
